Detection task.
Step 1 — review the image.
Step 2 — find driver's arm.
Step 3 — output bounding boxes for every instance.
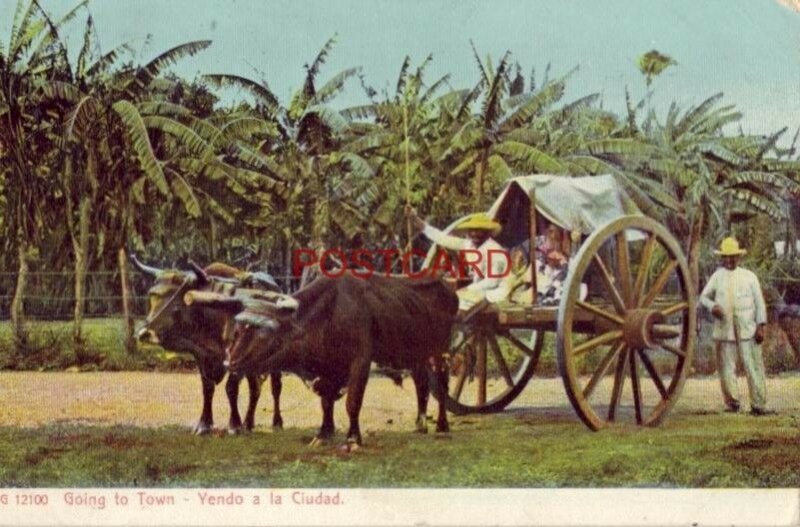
[422,224,467,251]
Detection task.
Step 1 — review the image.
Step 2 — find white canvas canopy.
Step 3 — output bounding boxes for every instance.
[487,174,642,235]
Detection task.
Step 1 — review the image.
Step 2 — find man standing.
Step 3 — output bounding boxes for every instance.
[699,237,772,415]
[405,206,508,311]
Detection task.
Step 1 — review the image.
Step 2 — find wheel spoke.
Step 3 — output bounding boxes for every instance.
[615,231,634,307]
[576,300,624,326]
[660,342,687,359]
[640,259,679,308]
[608,346,629,421]
[476,335,487,405]
[629,348,642,424]
[660,301,689,317]
[633,234,657,307]
[501,330,535,357]
[582,341,624,399]
[637,349,668,400]
[451,354,469,401]
[487,334,514,387]
[593,254,628,315]
[572,330,623,357]
[451,328,472,354]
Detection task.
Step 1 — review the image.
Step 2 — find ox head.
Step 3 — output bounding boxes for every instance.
[132,254,213,348]
[183,290,299,374]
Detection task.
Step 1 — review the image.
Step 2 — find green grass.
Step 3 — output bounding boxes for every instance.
[0,412,797,487]
[0,319,194,372]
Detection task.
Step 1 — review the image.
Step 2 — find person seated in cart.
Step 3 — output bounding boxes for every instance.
[405,205,508,313]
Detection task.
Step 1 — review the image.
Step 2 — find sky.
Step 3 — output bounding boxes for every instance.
[3,0,800,140]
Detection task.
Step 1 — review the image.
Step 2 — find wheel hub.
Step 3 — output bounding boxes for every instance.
[622,308,664,349]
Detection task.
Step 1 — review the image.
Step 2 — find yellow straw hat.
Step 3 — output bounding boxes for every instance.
[714,237,747,256]
[454,213,502,235]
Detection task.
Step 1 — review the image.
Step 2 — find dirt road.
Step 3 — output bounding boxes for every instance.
[1,371,798,430]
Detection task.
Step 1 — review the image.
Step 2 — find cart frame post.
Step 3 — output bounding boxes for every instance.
[528,189,538,305]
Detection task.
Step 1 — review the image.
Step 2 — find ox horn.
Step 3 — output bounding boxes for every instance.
[188,260,209,287]
[130,254,162,277]
[183,291,244,313]
[249,292,299,313]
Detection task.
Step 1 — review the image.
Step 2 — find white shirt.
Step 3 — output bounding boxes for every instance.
[422,224,508,293]
[700,267,767,342]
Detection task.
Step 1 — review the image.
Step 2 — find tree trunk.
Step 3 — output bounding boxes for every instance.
[118,247,136,354]
[475,149,489,209]
[72,198,91,345]
[687,209,705,295]
[10,243,31,350]
[209,217,218,261]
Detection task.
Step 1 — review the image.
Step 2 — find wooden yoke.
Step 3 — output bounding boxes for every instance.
[528,189,537,305]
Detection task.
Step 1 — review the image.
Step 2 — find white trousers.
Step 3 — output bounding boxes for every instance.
[715,339,767,411]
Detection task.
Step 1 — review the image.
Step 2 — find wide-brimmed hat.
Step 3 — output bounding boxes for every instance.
[453,213,502,235]
[714,237,747,256]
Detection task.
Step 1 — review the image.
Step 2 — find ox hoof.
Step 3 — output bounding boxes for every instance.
[272,418,284,430]
[193,424,213,436]
[339,441,361,453]
[308,436,330,448]
[227,426,244,436]
[415,416,429,434]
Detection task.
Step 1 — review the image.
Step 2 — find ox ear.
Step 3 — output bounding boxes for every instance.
[188,260,209,287]
[130,254,162,277]
[183,291,244,314]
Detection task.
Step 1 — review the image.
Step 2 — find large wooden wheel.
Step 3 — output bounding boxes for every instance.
[557,216,696,430]
[439,323,544,414]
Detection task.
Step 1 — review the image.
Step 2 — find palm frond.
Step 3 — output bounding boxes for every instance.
[585,139,654,158]
[342,131,398,154]
[340,103,378,121]
[85,44,129,78]
[481,50,511,130]
[420,73,451,105]
[498,78,565,133]
[125,40,212,97]
[165,167,201,218]
[674,92,723,137]
[112,100,170,195]
[313,67,360,105]
[698,142,743,166]
[203,73,279,110]
[75,15,93,81]
[493,140,565,173]
[395,55,411,97]
[720,188,784,219]
[142,115,210,157]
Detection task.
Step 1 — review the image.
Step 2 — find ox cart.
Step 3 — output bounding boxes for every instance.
[424,175,696,430]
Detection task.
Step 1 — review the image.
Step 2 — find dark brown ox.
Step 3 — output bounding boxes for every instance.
[133,256,296,435]
[188,274,458,446]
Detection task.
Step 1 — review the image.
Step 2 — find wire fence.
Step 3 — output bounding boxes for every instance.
[0,271,297,320]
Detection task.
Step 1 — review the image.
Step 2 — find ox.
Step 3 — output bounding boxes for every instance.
[186,274,458,447]
[133,256,296,435]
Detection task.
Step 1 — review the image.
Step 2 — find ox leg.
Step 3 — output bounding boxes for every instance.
[225,373,244,434]
[243,374,264,431]
[310,379,338,447]
[411,364,430,434]
[431,356,450,434]
[268,372,283,429]
[195,374,216,435]
[345,357,371,447]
